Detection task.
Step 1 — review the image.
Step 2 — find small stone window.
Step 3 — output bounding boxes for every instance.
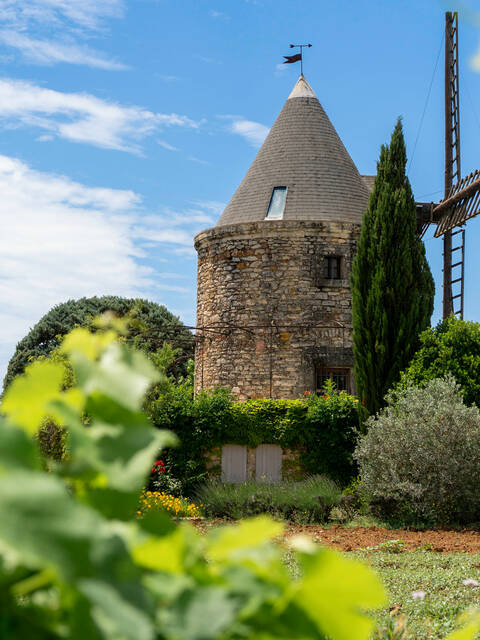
[316,367,351,394]
[221,445,247,483]
[265,187,287,220]
[323,256,342,279]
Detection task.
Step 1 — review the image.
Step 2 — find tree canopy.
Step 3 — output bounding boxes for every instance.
[4,296,194,389]
[398,316,480,407]
[351,118,434,415]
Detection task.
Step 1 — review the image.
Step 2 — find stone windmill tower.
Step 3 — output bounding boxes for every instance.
[194,75,372,400]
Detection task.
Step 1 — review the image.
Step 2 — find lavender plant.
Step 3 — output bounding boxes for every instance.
[355,376,480,525]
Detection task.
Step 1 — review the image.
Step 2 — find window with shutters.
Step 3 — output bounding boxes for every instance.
[221,445,247,483]
[255,444,282,482]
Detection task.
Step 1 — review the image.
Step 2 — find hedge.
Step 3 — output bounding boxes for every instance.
[148,387,359,494]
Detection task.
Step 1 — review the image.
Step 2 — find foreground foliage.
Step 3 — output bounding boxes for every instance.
[198,476,341,523]
[355,377,480,525]
[0,325,390,640]
[399,316,480,407]
[351,118,434,415]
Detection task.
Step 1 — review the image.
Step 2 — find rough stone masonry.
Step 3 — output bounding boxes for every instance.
[195,219,359,399]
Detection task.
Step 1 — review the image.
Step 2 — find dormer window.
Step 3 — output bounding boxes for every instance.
[265,186,287,220]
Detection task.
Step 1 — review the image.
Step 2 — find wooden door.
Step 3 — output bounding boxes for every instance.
[255,444,282,482]
[221,445,247,483]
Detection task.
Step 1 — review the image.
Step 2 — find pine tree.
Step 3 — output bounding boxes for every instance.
[351,118,434,415]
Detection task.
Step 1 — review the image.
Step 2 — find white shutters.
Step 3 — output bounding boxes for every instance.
[221,445,247,483]
[221,444,283,482]
[255,444,282,482]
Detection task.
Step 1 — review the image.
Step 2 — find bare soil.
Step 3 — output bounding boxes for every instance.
[282,524,480,553]
[192,520,480,553]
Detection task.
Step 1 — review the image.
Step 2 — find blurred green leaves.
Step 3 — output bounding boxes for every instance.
[2,322,472,640]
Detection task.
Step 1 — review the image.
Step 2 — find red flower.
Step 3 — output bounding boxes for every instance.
[152,459,166,474]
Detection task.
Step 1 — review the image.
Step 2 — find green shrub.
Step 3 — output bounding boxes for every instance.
[149,386,359,494]
[0,324,394,640]
[3,295,194,389]
[197,476,341,523]
[301,390,360,483]
[399,316,480,407]
[355,377,480,525]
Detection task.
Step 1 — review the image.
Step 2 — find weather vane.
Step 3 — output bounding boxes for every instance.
[283,43,312,75]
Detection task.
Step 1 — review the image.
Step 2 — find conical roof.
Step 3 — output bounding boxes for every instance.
[216,75,370,226]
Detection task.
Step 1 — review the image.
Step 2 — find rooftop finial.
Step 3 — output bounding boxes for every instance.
[283,43,312,75]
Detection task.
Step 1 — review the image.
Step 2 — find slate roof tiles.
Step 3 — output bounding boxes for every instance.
[217,75,370,227]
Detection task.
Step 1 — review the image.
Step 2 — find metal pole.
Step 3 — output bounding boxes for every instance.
[443,12,455,318]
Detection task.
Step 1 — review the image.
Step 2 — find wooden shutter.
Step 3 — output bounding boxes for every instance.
[255,444,282,482]
[221,445,247,483]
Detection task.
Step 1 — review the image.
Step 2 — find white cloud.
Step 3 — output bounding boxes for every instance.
[193,200,225,215]
[223,116,269,147]
[157,139,179,151]
[173,247,197,258]
[188,155,210,165]
[36,133,54,142]
[0,0,126,69]
[0,0,124,31]
[133,208,215,247]
[209,10,230,20]
[0,78,199,152]
[471,43,480,71]
[196,55,222,65]
[155,283,191,294]
[157,74,181,83]
[0,153,215,385]
[0,153,150,382]
[0,31,127,70]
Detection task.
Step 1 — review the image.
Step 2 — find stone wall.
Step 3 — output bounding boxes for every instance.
[194,220,360,400]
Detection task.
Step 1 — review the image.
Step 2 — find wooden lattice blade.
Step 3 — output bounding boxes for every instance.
[432,170,480,237]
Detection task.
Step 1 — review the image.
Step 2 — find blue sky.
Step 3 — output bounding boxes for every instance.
[1,0,480,382]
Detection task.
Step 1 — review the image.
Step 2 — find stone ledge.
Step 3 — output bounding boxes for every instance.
[194,219,361,249]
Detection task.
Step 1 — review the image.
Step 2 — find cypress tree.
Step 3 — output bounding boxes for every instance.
[351,118,434,415]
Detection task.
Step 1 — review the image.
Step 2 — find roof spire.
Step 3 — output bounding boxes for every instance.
[216,74,369,227]
[287,75,316,100]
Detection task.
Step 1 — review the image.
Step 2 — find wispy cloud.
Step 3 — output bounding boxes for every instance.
[188,155,210,165]
[155,283,191,294]
[220,115,269,147]
[209,10,230,20]
[0,153,214,382]
[133,207,215,248]
[196,55,222,65]
[0,0,126,69]
[0,31,127,69]
[0,152,149,382]
[193,200,225,216]
[0,0,125,31]
[157,140,179,151]
[0,78,199,153]
[471,42,480,71]
[157,74,181,83]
